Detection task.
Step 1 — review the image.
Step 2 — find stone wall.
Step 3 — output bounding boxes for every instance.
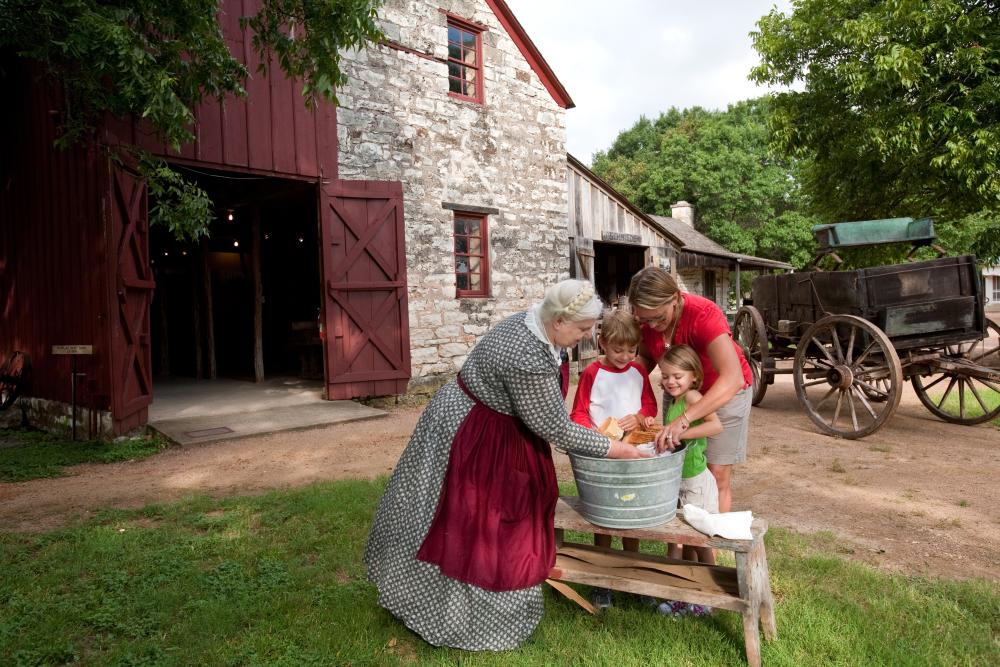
[676,269,732,314]
[336,0,569,386]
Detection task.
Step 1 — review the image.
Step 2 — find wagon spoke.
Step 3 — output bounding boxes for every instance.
[935,376,959,410]
[802,377,831,388]
[979,378,1000,394]
[854,340,879,368]
[811,334,838,366]
[854,378,888,400]
[846,327,857,364]
[831,328,845,363]
[919,373,950,392]
[848,390,860,431]
[966,380,990,415]
[831,390,845,428]
[851,385,879,419]
[814,386,838,408]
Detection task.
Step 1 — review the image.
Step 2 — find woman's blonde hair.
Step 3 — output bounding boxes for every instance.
[627,266,679,310]
[659,344,703,390]
[599,310,640,348]
[538,279,602,323]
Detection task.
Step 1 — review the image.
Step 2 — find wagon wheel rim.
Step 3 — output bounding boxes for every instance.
[793,315,903,439]
[734,306,769,406]
[0,351,31,411]
[911,320,1000,425]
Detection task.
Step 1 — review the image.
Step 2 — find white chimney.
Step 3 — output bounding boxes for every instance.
[671,201,694,228]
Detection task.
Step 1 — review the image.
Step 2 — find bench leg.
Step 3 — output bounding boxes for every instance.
[757,544,777,640]
[741,606,762,667]
[736,536,776,666]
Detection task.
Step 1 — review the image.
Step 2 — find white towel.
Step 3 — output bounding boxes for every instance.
[682,503,753,540]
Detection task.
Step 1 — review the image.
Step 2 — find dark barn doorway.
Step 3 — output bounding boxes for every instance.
[150,167,322,383]
[593,241,647,307]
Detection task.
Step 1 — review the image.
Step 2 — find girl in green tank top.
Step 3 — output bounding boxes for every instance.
[658,346,722,570]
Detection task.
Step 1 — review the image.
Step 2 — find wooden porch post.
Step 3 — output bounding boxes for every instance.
[252,211,264,383]
[200,237,217,379]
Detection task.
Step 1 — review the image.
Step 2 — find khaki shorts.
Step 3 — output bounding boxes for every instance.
[678,469,719,513]
[706,386,752,465]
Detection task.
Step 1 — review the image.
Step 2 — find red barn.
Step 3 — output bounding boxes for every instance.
[0,2,410,436]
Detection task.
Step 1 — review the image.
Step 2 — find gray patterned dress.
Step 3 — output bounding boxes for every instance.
[364,311,611,651]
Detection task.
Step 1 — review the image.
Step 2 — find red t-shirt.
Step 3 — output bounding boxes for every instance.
[640,292,752,392]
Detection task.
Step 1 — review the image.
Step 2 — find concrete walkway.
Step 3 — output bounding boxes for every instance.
[148,377,386,445]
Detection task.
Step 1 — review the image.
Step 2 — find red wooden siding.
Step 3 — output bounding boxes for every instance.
[108,0,338,180]
[320,181,411,398]
[0,61,114,417]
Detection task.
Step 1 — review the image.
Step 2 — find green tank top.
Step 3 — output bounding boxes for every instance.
[667,396,707,478]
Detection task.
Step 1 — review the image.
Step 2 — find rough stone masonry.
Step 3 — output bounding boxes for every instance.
[337,0,570,387]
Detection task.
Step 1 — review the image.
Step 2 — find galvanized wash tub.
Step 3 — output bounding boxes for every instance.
[568,444,686,529]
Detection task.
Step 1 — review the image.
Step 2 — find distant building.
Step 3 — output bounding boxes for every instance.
[649,203,792,317]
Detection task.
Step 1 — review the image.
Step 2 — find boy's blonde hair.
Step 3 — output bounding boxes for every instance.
[659,344,703,390]
[599,310,641,348]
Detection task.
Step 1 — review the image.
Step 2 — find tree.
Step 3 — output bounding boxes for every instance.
[592,99,822,268]
[0,0,384,239]
[750,0,1000,261]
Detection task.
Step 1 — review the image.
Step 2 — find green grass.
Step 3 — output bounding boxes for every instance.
[1,481,997,666]
[0,428,170,482]
[932,386,1000,427]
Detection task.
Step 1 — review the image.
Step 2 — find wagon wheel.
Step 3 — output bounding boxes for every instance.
[0,351,31,411]
[911,320,1000,425]
[734,306,769,405]
[793,315,903,439]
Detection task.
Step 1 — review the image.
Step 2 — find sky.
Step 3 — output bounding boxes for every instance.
[502,0,794,164]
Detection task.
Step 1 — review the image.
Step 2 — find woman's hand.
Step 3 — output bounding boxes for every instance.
[617,413,640,432]
[654,418,687,453]
[607,439,650,459]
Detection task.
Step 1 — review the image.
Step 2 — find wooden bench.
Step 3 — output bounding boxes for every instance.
[549,496,777,667]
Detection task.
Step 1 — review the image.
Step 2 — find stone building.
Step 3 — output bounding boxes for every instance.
[335,0,575,385]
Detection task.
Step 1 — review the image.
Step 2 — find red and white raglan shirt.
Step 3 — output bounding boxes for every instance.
[570,360,658,429]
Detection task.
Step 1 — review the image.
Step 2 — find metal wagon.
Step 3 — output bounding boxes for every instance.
[732,218,1000,439]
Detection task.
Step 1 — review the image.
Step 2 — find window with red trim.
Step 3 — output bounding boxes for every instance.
[454,212,489,297]
[447,18,483,103]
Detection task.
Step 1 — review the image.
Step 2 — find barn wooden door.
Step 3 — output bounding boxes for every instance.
[106,161,155,434]
[569,236,599,367]
[319,180,410,399]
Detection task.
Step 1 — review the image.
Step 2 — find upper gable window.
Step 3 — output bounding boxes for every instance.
[447,17,483,103]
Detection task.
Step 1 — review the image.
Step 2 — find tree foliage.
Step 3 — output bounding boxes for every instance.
[0,0,383,239]
[750,0,1000,262]
[592,99,822,269]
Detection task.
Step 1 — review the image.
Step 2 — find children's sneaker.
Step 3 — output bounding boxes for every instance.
[686,603,713,617]
[656,600,688,617]
[590,588,613,610]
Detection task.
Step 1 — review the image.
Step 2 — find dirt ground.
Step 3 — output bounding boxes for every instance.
[1,374,998,581]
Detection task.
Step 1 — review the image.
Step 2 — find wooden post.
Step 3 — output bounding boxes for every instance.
[191,253,203,379]
[200,237,217,379]
[155,268,170,377]
[252,211,264,383]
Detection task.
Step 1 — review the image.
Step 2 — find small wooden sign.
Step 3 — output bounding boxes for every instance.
[52,345,93,355]
[602,231,642,244]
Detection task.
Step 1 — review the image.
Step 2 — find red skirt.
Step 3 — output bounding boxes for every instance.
[416,372,564,591]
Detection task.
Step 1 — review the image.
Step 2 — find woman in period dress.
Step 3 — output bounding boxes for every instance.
[364,279,644,651]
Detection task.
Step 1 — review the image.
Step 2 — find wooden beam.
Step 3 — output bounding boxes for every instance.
[252,210,264,383]
[200,237,217,379]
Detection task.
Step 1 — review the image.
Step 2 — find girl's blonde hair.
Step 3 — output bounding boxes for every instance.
[538,279,602,323]
[627,266,679,310]
[659,344,703,390]
[599,310,640,348]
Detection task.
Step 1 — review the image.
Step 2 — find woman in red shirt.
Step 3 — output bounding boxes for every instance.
[628,267,753,513]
